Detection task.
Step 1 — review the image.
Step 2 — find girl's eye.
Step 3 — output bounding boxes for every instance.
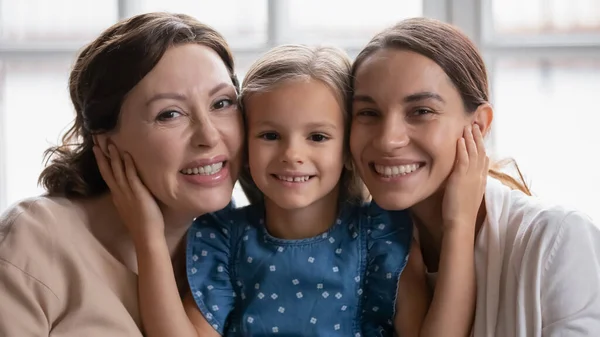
[212,99,234,110]
[157,110,183,121]
[260,132,279,141]
[309,134,328,142]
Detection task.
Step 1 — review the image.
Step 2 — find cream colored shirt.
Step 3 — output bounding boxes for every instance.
[0,196,143,337]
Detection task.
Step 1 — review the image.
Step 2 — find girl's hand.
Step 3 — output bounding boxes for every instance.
[442,124,489,230]
[93,143,165,244]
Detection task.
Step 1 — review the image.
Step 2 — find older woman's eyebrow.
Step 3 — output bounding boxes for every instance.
[145,92,187,106]
[145,82,234,106]
[208,82,234,96]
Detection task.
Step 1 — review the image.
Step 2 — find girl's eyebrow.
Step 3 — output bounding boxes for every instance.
[253,121,338,131]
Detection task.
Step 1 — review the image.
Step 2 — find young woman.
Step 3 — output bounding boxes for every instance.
[350,17,600,336]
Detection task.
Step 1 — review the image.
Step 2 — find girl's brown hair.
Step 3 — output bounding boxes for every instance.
[39,12,238,197]
[238,44,366,205]
[352,17,531,195]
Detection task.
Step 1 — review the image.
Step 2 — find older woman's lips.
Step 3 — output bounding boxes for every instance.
[180,160,229,186]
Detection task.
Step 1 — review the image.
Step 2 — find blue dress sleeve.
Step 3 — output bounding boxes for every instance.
[362,202,413,335]
[186,209,240,334]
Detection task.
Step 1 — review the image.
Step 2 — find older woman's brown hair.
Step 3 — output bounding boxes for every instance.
[39,12,239,197]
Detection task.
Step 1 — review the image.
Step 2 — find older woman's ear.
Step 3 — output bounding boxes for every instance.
[92,134,111,157]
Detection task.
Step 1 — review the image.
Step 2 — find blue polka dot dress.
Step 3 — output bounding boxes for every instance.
[186,201,413,336]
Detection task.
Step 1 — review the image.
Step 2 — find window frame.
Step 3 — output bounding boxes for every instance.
[480,0,600,48]
[4,0,596,209]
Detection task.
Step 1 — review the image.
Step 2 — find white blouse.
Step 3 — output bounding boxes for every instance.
[428,178,600,336]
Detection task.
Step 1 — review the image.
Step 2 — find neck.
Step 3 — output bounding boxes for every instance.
[411,191,445,249]
[410,188,487,272]
[160,206,198,255]
[263,187,340,240]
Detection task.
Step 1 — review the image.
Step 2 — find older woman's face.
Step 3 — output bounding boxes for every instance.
[111,44,243,216]
[350,49,472,210]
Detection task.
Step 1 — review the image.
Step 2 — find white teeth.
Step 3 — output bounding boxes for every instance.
[374,164,420,177]
[276,175,311,182]
[181,162,224,175]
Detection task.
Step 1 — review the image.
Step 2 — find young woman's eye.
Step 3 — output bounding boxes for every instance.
[309,134,329,142]
[412,108,434,116]
[157,110,183,121]
[259,132,279,141]
[212,98,234,110]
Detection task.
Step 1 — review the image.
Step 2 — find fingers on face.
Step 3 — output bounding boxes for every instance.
[462,124,489,174]
[473,124,487,167]
[464,124,478,161]
[123,152,145,196]
[455,137,469,173]
[108,144,128,191]
[93,145,118,191]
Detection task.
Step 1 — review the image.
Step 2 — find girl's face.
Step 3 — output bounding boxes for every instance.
[245,79,346,212]
[350,49,476,210]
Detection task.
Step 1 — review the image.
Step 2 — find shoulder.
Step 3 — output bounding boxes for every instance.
[193,203,261,228]
[0,196,77,298]
[492,184,599,260]
[357,201,412,235]
[190,203,262,243]
[509,191,594,241]
[0,195,75,252]
[352,201,413,264]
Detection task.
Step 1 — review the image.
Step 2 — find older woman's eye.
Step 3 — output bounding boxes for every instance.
[157,110,183,121]
[212,99,234,110]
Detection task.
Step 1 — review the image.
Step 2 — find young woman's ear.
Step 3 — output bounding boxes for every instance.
[472,103,494,136]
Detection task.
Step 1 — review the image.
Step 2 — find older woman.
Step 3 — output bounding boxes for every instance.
[0,12,243,336]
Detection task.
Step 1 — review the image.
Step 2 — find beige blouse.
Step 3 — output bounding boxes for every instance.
[0,196,144,336]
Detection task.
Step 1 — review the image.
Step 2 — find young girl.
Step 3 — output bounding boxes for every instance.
[98,44,488,336]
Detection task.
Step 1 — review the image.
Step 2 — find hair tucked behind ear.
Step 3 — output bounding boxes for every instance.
[38,12,238,197]
[353,17,531,195]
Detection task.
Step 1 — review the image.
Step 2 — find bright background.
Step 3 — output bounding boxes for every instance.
[0,0,599,221]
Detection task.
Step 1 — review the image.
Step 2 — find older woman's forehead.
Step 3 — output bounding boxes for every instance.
[139,44,232,93]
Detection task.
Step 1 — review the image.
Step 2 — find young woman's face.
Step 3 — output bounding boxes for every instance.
[350,49,473,210]
[109,44,243,217]
[245,79,346,212]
